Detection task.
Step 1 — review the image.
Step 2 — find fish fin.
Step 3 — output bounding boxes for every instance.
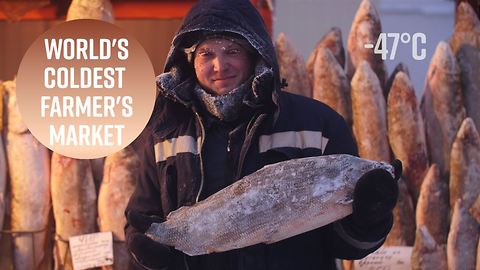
[166,205,191,220]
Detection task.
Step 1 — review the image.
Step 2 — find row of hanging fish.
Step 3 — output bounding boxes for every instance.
[0,0,136,269]
[0,79,139,270]
[275,1,479,269]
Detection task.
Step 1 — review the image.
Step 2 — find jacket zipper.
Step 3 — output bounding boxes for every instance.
[234,113,266,180]
[194,111,206,203]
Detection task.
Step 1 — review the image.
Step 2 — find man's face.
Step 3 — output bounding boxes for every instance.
[194,38,254,96]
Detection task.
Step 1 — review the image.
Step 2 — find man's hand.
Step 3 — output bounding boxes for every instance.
[351,160,402,227]
[127,211,173,269]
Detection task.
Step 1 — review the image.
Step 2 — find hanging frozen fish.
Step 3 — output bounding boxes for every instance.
[346,0,386,89]
[384,179,415,246]
[387,71,428,200]
[98,146,139,270]
[145,154,395,256]
[447,199,478,270]
[275,32,312,97]
[449,2,480,54]
[351,61,390,162]
[411,225,447,270]
[420,41,466,177]
[51,154,97,270]
[449,118,480,211]
[4,80,51,270]
[66,0,114,23]
[385,62,410,100]
[457,44,480,131]
[312,47,352,126]
[306,27,345,83]
[416,164,449,245]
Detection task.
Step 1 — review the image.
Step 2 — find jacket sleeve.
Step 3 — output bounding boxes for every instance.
[320,113,392,259]
[124,131,166,269]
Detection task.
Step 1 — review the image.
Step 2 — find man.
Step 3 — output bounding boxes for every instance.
[125,0,400,269]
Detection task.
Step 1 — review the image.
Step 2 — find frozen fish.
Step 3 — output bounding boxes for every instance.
[312,47,352,126]
[275,32,312,97]
[98,147,139,270]
[146,154,395,256]
[387,71,428,200]
[4,80,50,270]
[351,61,390,162]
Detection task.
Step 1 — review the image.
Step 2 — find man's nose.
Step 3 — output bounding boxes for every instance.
[212,55,229,72]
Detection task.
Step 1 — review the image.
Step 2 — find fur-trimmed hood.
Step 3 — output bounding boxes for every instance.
[155,0,281,109]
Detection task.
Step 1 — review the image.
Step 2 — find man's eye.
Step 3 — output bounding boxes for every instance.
[198,51,213,57]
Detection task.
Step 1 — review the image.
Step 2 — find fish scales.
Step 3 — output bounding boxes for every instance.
[387,71,428,201]
[351,61,390,162]
[447,199,478,270]
[346,0,386,90]
[306,27,345,83]
[146,154,393,256]
[420,41,466,177]
[98,147,139,270]
[275,32,312,98]
[411,225,447,270]
[312,47,352,126]
[4,80,51,270]
[449,118,480,212]
[416,164,449,245]
[51,154,96,270]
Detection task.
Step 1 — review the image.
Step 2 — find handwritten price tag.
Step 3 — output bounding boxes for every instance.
[354,246,412,270]
[69,232,114,270]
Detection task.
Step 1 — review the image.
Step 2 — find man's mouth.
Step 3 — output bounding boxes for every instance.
[213,76,236,81]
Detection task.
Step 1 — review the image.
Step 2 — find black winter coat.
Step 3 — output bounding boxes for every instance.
[125,0,392,269]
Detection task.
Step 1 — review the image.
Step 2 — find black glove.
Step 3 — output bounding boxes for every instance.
[126,211,173,269]
[351,160,402,227]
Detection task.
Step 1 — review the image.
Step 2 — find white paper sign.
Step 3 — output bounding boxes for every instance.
[69,232,114,270]
[354,246,412,270]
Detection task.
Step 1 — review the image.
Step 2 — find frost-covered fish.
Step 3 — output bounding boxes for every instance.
[420,41,465,177]
[387,71,428,200]
[384,179,415,246]
[411,225,447,270]
[98,147,139,270]
[447,199,478,270]
[306,27,345,82]
[66,0,114,22]
[416,164,449,245]
[4,80,51,270]
[275,32,312,97]
[51,154,96,270]
[449,118,480,211]
[346,0,386,89]
[146,154,395,256]
[457,45,480,131]
[312,48,352,126]
[351,61,390,162]
[449,2,480,54]
[385,62,410,100]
